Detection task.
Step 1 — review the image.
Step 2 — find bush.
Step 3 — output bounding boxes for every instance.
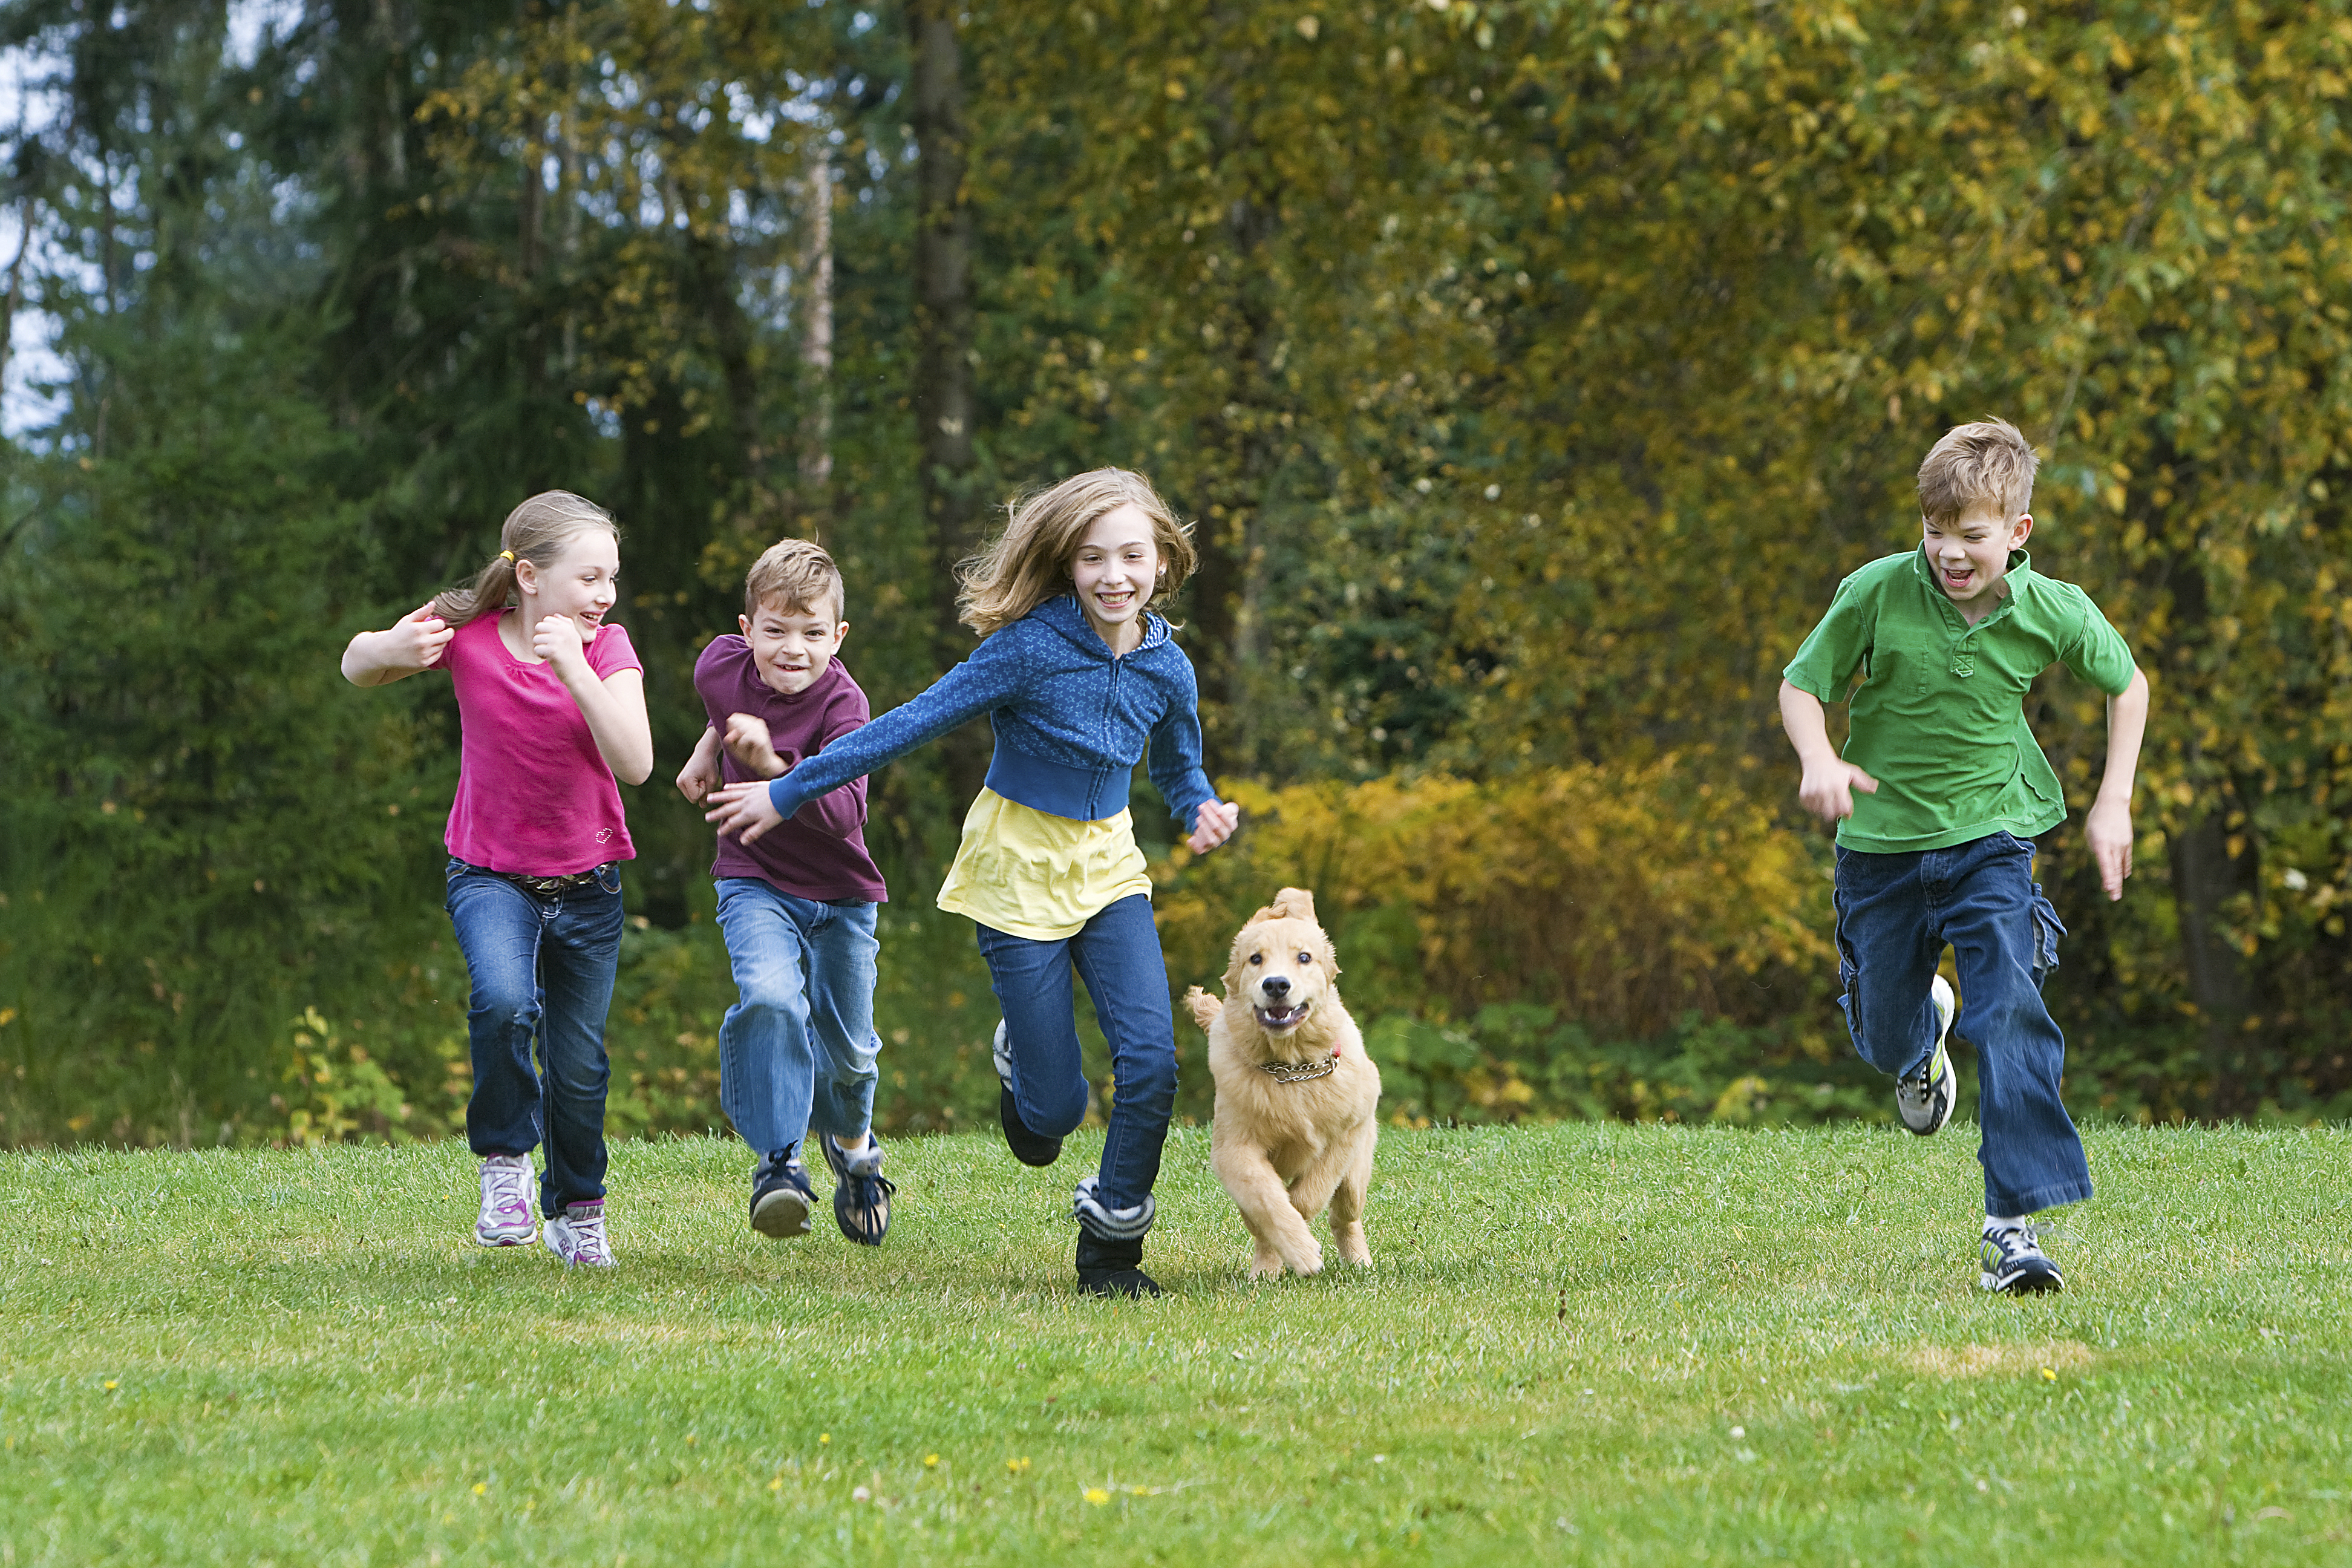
[1152,762,1857,1125]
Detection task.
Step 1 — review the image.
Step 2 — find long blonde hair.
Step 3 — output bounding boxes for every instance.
[431,491,621,627]
[956,468,1197,638]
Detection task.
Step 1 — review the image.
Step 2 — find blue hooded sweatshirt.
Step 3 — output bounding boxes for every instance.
[765,595,1217,832]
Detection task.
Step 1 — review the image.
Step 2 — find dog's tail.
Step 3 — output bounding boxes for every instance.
[1182,985,1221,1033]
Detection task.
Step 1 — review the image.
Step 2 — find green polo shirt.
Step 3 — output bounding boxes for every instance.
[1782,548,2137,854]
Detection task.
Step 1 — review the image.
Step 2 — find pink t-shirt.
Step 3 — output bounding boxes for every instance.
[443,610,641,876]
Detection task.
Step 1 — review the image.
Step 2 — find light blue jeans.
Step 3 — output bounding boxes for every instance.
[713,878,883,1158]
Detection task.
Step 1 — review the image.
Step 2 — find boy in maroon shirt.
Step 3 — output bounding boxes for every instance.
[676,541,895,1245]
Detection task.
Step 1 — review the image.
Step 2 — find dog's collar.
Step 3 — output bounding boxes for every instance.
[1258,1054,1339,1083]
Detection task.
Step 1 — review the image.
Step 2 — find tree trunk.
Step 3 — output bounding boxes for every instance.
[909,0,987,799]
[799,142,834,537]
[2171,799,2260,1116]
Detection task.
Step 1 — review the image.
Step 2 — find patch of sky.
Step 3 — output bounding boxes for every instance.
[226,0,304,70]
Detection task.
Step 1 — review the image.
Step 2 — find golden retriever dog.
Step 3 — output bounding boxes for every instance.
[1183,887,1380,1278]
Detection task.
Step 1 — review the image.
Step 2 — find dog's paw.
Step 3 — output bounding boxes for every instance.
[1284,1244,1325,1278]
[1248,1250,1285,1281]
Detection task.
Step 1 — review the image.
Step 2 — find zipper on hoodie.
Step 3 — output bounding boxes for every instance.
[1097,648,1123,820]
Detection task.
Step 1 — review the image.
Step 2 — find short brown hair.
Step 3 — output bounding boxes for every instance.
[956,468,1197,638]
[1918,418,2038,525]
[743,538,844,621]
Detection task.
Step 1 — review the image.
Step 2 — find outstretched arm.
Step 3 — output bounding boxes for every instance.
[342,604,453,688]
[705,639,1016,845]
[1778,679,1878,825]
[2084,667,2148,901]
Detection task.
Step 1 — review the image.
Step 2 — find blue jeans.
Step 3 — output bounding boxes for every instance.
[444,858,625,1216]
[1834,831,2087,1217]
[973,893,1178,1215]
[713,879,882,1157]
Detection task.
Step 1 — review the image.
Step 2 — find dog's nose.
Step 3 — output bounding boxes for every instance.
[1261,975,1291,1001]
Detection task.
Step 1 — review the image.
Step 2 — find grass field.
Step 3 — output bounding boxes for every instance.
[6,1120,2351,1566]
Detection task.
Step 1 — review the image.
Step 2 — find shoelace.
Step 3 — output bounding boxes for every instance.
[564,1211,611,1264]
[485,1161,532,1218]
[1985,1224,2042,1264]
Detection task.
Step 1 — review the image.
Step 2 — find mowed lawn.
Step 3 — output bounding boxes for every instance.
[6,1121,2351,1566]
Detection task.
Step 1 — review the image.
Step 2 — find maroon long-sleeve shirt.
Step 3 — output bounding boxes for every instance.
[693,636,889,904]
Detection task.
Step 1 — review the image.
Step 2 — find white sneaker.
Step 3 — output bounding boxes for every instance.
[544,1201,615,1267]
[474,1155,537,1247]
[1895,976,1959,1136]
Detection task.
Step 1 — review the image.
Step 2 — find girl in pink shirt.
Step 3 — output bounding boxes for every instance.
[341,492,652,1267]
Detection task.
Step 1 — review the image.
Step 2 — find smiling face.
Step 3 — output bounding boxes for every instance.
[740,592,848,695]
[1068,502,1163,652]
[516,526,621,640]
[1224,909,1339,1036]
[1924,501,2033,618]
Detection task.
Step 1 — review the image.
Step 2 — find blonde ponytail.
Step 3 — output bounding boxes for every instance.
[431,491,620,626]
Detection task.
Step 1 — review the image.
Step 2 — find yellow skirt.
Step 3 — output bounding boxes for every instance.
[936,789,1152,941]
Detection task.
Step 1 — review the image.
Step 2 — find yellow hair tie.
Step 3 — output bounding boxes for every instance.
[498,550,516,563]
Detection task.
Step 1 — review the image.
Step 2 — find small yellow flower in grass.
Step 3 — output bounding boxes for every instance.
[768,1477,783,1493]
[104,1381,118,1391]
[472,1484,486,1496]
[818,1433,831,1445]
[924,1454,940,1468]
[2040,1367,2057,1382]
[1007,1457,1031,1474]
[1085,1488,1110,1505]
[1129,1485,1149,1497]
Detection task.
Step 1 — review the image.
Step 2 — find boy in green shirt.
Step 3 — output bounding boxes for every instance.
[1779,418,2149,1293]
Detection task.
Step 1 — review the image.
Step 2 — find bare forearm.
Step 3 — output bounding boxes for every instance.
[1777,680,1840,768]
[2095,668,2149,809]
[562,668,654,785]
[341,629,403,687]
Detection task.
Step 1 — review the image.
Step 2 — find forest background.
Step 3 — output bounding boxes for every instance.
[2,0,2348,1149]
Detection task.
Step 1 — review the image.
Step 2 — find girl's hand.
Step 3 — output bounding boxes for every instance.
[394,604,454,670]
[1187,799,1240,855]
[722,713,788,779]
[705,780,788,846]
[533,613,587,673]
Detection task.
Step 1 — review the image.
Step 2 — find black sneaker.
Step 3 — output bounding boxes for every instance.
[1980,1221,2065,1294]
[993,1021,1063,1168]
[1075,1230,1163,1298]
[820,1133,897,1247]
[750,1146,815,1238]
[1895,975,1959,1136]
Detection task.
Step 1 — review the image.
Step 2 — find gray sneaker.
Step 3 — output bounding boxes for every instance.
[1980,1221,2063,1294]
[1895,975,1958,1136]
[544,1200,615,1267]
[474,1154,537,1247]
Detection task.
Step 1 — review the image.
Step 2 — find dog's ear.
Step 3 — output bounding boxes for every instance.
[1271,886,1318,924]
[1242,901,1284,929]
[1183,985,1221,1033]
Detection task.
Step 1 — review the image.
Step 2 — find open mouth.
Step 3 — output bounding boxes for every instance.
[1940,565,1973,592]
[1253,1000,1312,1031]
[1094,588,1137,612]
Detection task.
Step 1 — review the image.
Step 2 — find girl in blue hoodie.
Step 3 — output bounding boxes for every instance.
[705,469,1239,1296]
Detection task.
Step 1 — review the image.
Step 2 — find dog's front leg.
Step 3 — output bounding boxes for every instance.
[1211,1137,1324,1278]
[1325,1124,1376,1267]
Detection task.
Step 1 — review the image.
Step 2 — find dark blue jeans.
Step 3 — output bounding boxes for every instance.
[1834,831,2088,1217]
[973,893,1177,1215]
[445,858,624,1216]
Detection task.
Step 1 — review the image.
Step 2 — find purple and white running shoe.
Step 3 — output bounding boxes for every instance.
[474,1154,538,1247]
[544,1200,615,1268]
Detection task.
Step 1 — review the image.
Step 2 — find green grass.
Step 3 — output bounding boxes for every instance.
[6,1122,2351,1566]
